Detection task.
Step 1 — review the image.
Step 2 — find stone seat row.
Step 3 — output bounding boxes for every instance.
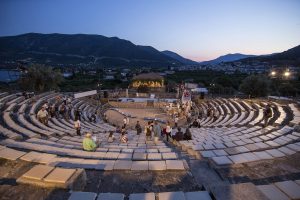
[187,125,294,147]
[0,146,187,171]
[68,190,212,200]
[182,129,299,159]
[0,139,180,161]
[256,180,300,200]
[183,126,294,152]
[208,141,300,166]
[289,103,300,126]
[199,99,290,128]
[17,164,85,190]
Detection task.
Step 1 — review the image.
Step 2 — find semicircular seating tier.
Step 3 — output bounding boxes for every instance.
[0,92,187,171]
[176,98,300,167]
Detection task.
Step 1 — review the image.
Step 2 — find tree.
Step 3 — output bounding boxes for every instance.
[239,74,270,97]
[19,64,63,92]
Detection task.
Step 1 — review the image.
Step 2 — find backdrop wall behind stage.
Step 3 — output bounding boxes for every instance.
[74,90,97,99]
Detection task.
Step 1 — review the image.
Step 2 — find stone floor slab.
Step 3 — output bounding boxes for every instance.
[201,151,216,158]
[44,168,76,183]
[253,151,273,160]
[23,165,54,180]
[265,149,285,158]
[129,192,155,200]
[228,154,248,164]
[212,156,233,165]
[162,152,178,160]
[257,185,290,200]
[147,153,162,160]
[210,183,269,200]
[212,150,227,156]
[117,153,132,160]
[113,160,132,170]
[68,192,97,200]
[105,152,120,160]
[166,160,185,170]
[131,161,149,171]
[96,160,115,170]
[274,180,300,199]
[278,146,296,155]
[97,193,124,200]
[132,153,147,160]
[241,152,260,162]
[148,161,166,171]
[21,151,57,164]
[0,147,26,161]
[184,191,212,200]
[158,191,185,200]
[244,143,260,151]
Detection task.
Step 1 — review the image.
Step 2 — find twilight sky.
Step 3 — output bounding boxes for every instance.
[0,0,300,61]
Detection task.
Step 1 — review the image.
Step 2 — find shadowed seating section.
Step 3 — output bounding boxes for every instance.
[178,98,300,167]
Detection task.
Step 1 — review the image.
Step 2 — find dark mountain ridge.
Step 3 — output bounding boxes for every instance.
[0,33,181,67]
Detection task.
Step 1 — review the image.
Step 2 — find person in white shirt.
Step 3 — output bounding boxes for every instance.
[37,106,49,125]
[74,120,81,136]
[123,117,128,127]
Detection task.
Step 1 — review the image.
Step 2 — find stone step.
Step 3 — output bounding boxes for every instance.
[17,165,87,190]
[68,192,97,200]
[257,184,290,200]
[274,180,300,200]
[0,147,27,161]
[68,191,212,200]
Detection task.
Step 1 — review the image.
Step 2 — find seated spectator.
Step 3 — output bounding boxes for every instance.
[91,112,97,123]
[174,127,184,141]
[37,106,49,125]
[183,127,192,140]
[108,131,115,143]
[120,132,128,143]
[135,121,142,135]
[49,105,56,118]
[116,126,121,133]
[192,119,199,127]
[83,132,97,151]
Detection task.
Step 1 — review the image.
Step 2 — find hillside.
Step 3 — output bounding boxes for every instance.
[239,45,300,66]
[200,53,256,65]
[0,33,181,67]
[161,50,198,65]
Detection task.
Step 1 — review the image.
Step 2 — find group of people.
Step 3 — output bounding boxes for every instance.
[37,96,73,126]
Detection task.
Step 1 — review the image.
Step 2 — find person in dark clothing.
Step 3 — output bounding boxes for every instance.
[175,127,183,141]
[192,119,199,128]
[145,121,152,140]
[184,127,192,140]
[135,121,142,135]
[75,109,81,121]
[263,104,272,127]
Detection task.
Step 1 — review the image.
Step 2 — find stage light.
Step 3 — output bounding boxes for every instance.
[284,71,290,77]
[271,71,276,76]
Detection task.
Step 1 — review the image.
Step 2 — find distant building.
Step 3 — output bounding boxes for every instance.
[131,73,165,90]
[185,83,198,89]
[104,75,115,80]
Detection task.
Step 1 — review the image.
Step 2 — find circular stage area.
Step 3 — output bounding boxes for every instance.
[105,107,186,129]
